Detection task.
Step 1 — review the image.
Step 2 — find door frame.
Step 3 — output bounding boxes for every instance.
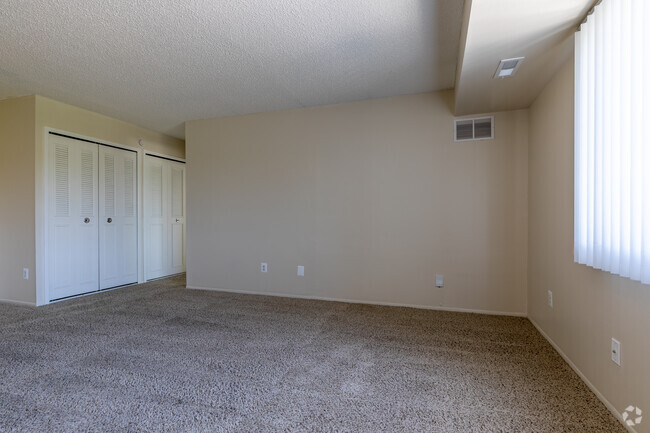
[36,128,144,305]
[142,152,186,281]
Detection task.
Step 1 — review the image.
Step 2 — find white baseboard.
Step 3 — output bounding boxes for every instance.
[528,318,637,433]
[0,298,36,307]
[186,285,527,317]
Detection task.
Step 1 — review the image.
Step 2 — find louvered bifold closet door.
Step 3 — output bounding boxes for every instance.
[145,156,168,280]
[169,161,186,275]
[145,155,186,280]
[99,146,138,289]
[48,135,99,300]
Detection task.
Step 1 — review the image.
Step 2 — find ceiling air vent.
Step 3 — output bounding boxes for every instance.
[494,57,525,78]
[455,117,494,142]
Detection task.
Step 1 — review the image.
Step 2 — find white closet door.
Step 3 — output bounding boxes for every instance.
[145,156,185,280]
[145,156,167,280]
[99,146,138,289]
[48,135,99,300]
[169,161,186,275]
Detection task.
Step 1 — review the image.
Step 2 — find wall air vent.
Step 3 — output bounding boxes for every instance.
[494,57,525,78]
[454,116,494,142]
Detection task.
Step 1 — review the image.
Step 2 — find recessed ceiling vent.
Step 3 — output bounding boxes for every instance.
[455,116,494,142]
[494,57,525,78]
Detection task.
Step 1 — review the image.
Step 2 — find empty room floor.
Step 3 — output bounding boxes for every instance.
[0,275,624,432]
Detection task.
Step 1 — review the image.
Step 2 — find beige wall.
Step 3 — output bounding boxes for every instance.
[186,91,528,314]
[0,96,36,304]
[528,59,650,428]
[35,96,185,159]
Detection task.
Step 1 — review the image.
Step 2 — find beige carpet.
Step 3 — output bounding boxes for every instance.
[0,275,625,432]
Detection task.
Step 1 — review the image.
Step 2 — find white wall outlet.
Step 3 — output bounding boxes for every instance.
[547,290,553,308]
[23,268,29,280]
[260,262,268,273]
[297,265,304,277]
[611,338,621,366]
[435,274,444,288]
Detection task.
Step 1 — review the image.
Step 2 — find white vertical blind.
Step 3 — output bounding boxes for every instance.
[575,0,650,284]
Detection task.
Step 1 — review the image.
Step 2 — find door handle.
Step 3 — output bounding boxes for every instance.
[84,217,90,224]
[107,218,112,223]
[176,218,180,223]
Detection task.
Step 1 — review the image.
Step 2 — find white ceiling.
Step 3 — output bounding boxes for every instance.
[0,0,465,138]
[454,0,592,116]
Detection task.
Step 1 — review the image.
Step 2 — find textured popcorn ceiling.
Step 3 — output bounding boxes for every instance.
[0,0,464,138]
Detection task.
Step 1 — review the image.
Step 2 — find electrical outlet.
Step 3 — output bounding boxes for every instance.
[435,274,444,288]
[260,262,268,273]
[297,266,304,277]
[23,268,29,280]
[547,290,553,308]
[611,338,621,366]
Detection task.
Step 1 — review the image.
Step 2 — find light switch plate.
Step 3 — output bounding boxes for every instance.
[297,266,304,277]
[435,274,444,288]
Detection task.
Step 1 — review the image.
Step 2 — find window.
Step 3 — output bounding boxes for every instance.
[574,0,650,283]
